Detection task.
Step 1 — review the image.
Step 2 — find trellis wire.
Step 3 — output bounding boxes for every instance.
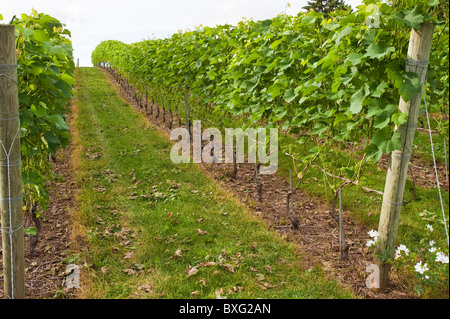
[422,75,449,247]
[444,137,448,183]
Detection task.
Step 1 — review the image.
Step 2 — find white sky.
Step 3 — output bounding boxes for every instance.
[1,0,363,66]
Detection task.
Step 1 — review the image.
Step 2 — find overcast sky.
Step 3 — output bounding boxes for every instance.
[1,0,363,66]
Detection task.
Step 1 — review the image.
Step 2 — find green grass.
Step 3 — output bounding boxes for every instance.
[71,67,354,299]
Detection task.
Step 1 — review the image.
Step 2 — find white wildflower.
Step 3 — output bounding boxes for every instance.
[435,252,449,264]
[429,240,435,247]
[366,230,380,247]
[395,244,409,259]
[429,246,437,253]
[414,261,429,275]
[368,230,379,242]
[426,224,434,232]
[366,239,376,247]
[368,229,379,239]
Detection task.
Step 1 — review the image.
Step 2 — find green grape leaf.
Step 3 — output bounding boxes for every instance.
[30,103,48,118]
[241,76,259,92]
[270,40,282,50]
[350,87,366,114]
[403,7,425,29]
[283,88,297,103]
[373,112,391,129]
[24,227,37,236]
[335,26,352,45]
[391,112,409,127]
[32,29,50,42]
[386,61,404,88]
[365,42,395,59]
[345,53,364,66]
[371,128,402,154]
[371,82,389,97]
[399,72,422,102]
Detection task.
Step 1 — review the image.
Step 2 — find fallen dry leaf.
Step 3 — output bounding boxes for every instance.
[95,185,107,193]
[186,265,199,277]
[197,228,208,235]
[224,286,244,295]
[233,286,244,293]
[249,266,258,272]
[132,263,144,271]
[169,248,183,259]
[190,291,200,297]
[138,284,153,293]
[261,282,277,289]
[215,288,226,299]
[123,268,135,275]
[256,283,267,290]
[124,251,134,259]
[199,261,216,267]
[264,265,273,273]
[221,263,235,273]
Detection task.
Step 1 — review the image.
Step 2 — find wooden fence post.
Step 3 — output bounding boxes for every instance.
[374,22,434,292]
[0,24,25,299]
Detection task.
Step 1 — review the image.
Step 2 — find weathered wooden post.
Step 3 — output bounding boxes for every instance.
[0,24,25,299]
[374,22,434,292]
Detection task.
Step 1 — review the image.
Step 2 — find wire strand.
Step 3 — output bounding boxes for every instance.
[422,74,449,247]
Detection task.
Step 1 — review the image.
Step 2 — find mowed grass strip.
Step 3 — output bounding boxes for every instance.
[71,67,353,299]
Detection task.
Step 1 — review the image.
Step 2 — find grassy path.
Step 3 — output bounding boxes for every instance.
[70,67,353,299]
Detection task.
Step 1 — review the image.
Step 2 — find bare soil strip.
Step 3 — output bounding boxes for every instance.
[0,117,77,299]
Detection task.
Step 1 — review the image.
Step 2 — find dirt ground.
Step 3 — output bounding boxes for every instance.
[0,135,77,299]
